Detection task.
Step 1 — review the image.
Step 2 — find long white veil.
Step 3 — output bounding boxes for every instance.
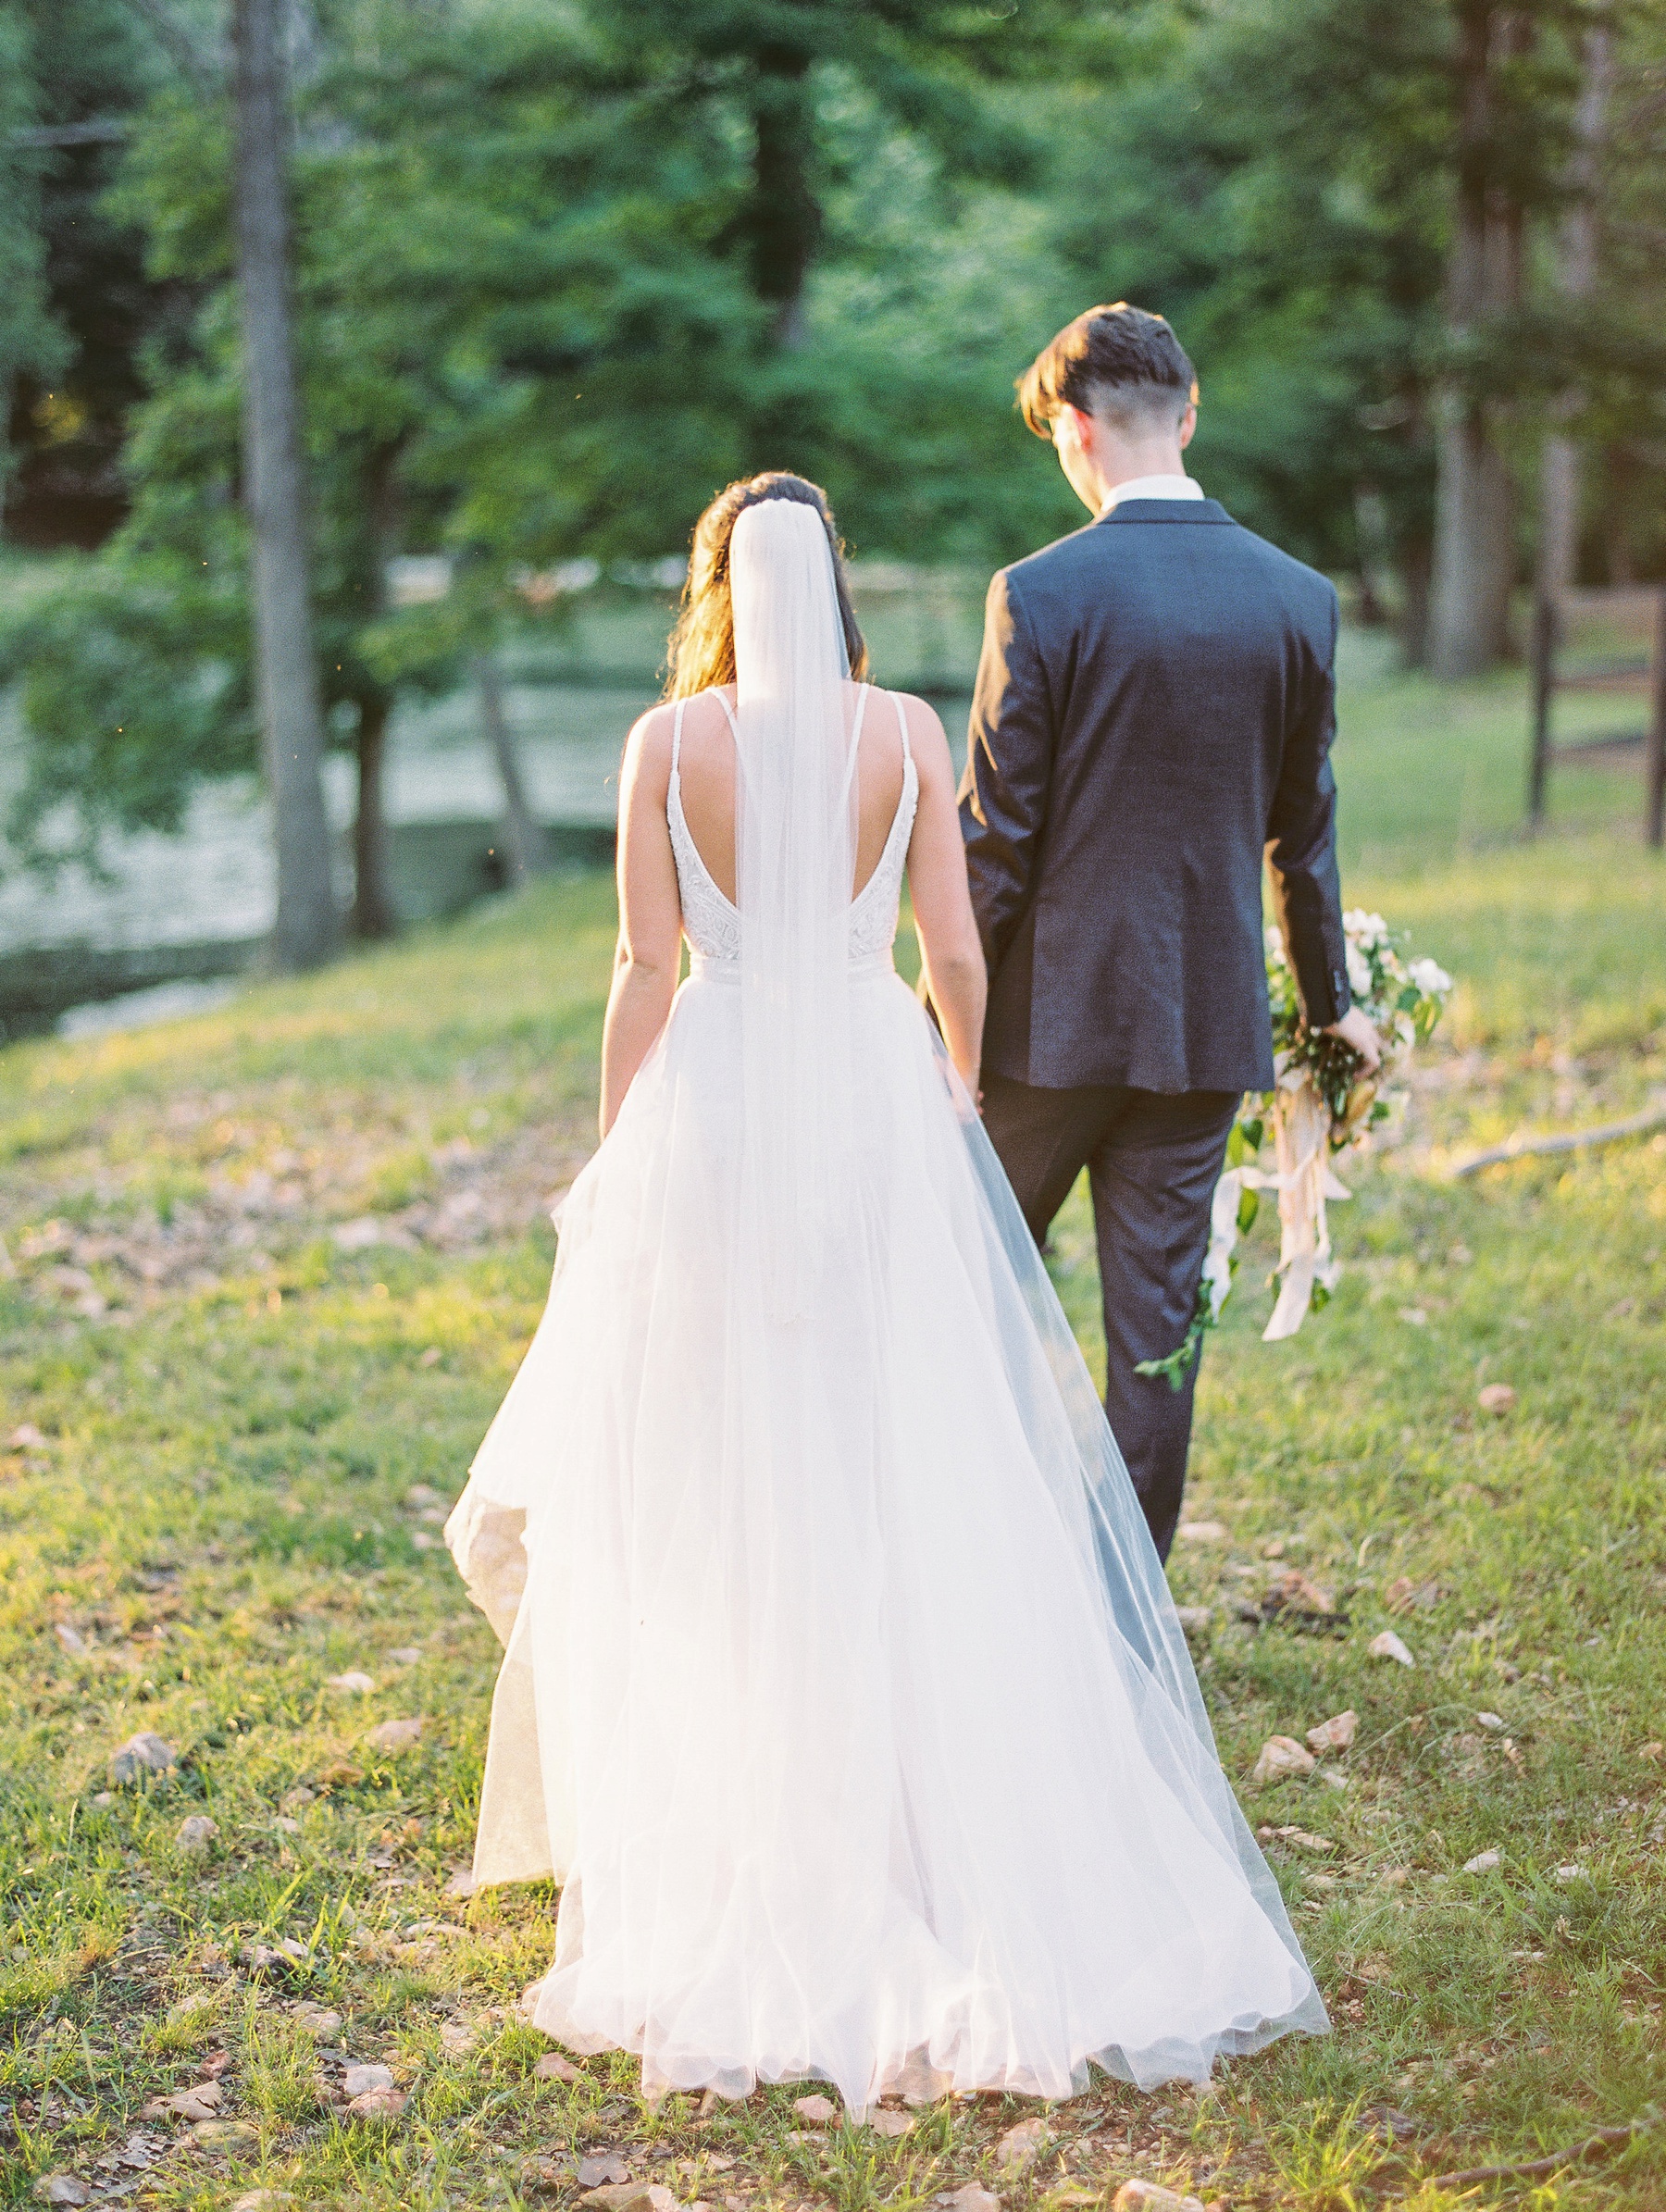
[729,499,857,1318]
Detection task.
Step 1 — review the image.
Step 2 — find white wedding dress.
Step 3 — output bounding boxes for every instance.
[446,503,1324,2115]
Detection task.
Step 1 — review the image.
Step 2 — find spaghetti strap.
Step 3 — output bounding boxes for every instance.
[713,689,739,741]
[671,697,687,775]
[892,689,912,764]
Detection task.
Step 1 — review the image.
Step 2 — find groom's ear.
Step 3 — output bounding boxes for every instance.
[1178,402,1199,451]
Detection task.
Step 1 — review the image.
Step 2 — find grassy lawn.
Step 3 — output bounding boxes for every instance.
[2,640,1663,2210]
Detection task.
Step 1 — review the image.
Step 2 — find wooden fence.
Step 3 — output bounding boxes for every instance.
[1529,585,1666,845]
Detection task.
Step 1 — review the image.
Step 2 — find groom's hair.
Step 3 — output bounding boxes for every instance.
[1017,304,1197,438]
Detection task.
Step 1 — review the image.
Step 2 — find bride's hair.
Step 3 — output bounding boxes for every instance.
[665,471,868,699]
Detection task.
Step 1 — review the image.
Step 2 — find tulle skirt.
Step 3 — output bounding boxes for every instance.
[446,959,1326,2113]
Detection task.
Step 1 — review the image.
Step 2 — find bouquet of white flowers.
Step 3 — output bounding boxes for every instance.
[1136,911,1452,1388]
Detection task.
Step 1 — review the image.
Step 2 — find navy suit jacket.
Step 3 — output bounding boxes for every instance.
[958,496,1350,1095]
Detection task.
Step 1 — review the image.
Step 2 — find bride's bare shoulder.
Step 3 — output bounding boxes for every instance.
[883,690,952,777]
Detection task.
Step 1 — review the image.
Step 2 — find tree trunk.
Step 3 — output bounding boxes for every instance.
[353,691,397,938]
[231,0,338,969]
[1535,22,1610,607]
[751,47,819,351]
[1427,3,1523,679]
[475,653,550,887]
[1398,528,1434,669]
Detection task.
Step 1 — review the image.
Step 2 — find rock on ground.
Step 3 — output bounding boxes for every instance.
[995,2118,1051,2167]
[176,1813,218,1853]
[32,2181,91,2207]
[365,1716,423,1751]
[793,2094,839,2126]
[110,1731,176,1783]
[1305,1709,1358,1754]
[1368,1630,1416,1667]
[1112,2184,1205,2212]
[1251,1734,1316,1785]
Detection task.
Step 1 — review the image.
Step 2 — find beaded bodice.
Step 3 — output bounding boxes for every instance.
[667,685,918,967]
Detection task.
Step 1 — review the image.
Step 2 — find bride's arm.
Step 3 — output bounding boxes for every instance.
[600,708,682,1140]
[901,697,987,1098]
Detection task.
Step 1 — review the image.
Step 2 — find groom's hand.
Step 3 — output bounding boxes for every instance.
[1323,1004,1381,1073]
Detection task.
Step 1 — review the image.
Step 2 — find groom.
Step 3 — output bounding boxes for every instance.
[961,303,1378,1564]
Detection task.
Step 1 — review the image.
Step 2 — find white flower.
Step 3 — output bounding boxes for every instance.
[1409,956,1452,999]
[1346,941,1373,996]
[1265,924,1286,961]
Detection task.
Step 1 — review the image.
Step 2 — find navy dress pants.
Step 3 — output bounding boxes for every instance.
[981,1074,1239,1564]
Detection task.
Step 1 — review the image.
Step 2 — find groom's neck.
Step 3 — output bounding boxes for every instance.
[1085,439,1189,512]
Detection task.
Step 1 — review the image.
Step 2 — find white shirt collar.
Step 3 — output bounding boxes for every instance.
[1099,473,1205,516]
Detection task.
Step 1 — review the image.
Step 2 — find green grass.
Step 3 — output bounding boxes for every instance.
[2,640,1664,2209]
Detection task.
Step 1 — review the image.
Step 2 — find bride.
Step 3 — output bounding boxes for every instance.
[445,474,1325,2114]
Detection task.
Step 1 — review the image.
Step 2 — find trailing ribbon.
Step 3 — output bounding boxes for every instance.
[1201,1071,1353,1345]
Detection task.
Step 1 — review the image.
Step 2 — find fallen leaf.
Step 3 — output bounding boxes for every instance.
[1175,1521,1226,1543]
[365,1717,423,1752]
[1477,1383,1517,1415]
[577,2155,632,2189]
[53,1622,87,1655]
[1641,1742,1664,1762]
[794,2094,839,2127]
[1553,1863,1589,1883]
[1174,1606,1212,1637]
[294,2006,343,2038]
[1251,1734,1317,1786]
[390,1646,421,1665]
[1258,1824,1336,1853]
[326,1671,377,1695]
[33,2177,91,2206]
[996,2118,1050,2167]
[231,2193,296,2211]
[535,2051,581,2082]
[1462,1849,1501,1873]
[870,2109,914,2138]
[1357,2106,1419,2144]
[405,1484,444,1508]
[1262,1569,1337,1621]
[1305,1709,1358,1755]
[342,2063,394,2097]
[1368,1630,1415,1667]
[443,1866,477,1900]
[176,1814,218,1854]
[579,2188,673,2212]
[1474,1711,1506,1732]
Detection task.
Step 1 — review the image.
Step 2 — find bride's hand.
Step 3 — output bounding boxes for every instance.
[1323,1004,1381,1074]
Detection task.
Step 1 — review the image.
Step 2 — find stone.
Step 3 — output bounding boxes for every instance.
[390,1647,422,1665]
[1462,1849,1501,1873]
[1175,1521,1226,1543]
[231,2194,296,2211]
[32,2180,90,2206]
[295,2007,343,2038]
[1111,2185,1205,2212]
[406,1484,444,1508]
[149,2082,222,2120]
[1258,1824,1336,1854]
[1174,1606,1212,1637]
[794,2094,839,2127]
[110,1730,177,1783]
[995,2117,1050,2167]
[578,2187,674,2212]
[334,1215,394,1251]
[1385,1577,1440,1615]
[342,2063,394,2098]
[938,2191,1000,2212]
[176,1814,218,1854]
[1477,1383,1516,1415]
[444,1866,477,1899]
[534,2051,581,2082]
[326,1671,377,1694]
[365,1717,423,1752]
[870,2109,914,2138]
[577,2154,632,2189]
[1250,1734,1316,1786]
[1475,1710,1506,1732]
[1358,2106,1419,2143]
[1305,1709,1358,1755]
[1368,1630,1415,1667]
[54,1622,87,1655]
[346,2085,406,2119]
[193,2119,259,2152]
[1554,1863,1589,1883]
